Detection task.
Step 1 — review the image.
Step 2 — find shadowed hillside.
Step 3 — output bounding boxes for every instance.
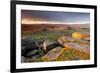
[21,24,70,31]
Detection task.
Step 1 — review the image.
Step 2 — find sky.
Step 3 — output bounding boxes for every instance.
[21,10,90,24]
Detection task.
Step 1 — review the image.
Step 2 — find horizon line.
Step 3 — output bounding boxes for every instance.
[21,21,90,25]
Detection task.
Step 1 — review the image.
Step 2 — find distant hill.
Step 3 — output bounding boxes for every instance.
[72,24,90,28]
[21,24,70,32]
[21,23,90,32]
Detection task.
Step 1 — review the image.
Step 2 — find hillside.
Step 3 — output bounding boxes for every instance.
[21,24,70,32]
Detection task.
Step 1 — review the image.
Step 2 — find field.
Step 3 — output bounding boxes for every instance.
[21,24,90,63]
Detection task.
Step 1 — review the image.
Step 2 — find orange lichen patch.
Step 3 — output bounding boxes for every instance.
[72,32,89,39]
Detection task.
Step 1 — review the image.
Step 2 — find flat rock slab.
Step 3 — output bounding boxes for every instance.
[66,42,90,53]
[42,47,63,61]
